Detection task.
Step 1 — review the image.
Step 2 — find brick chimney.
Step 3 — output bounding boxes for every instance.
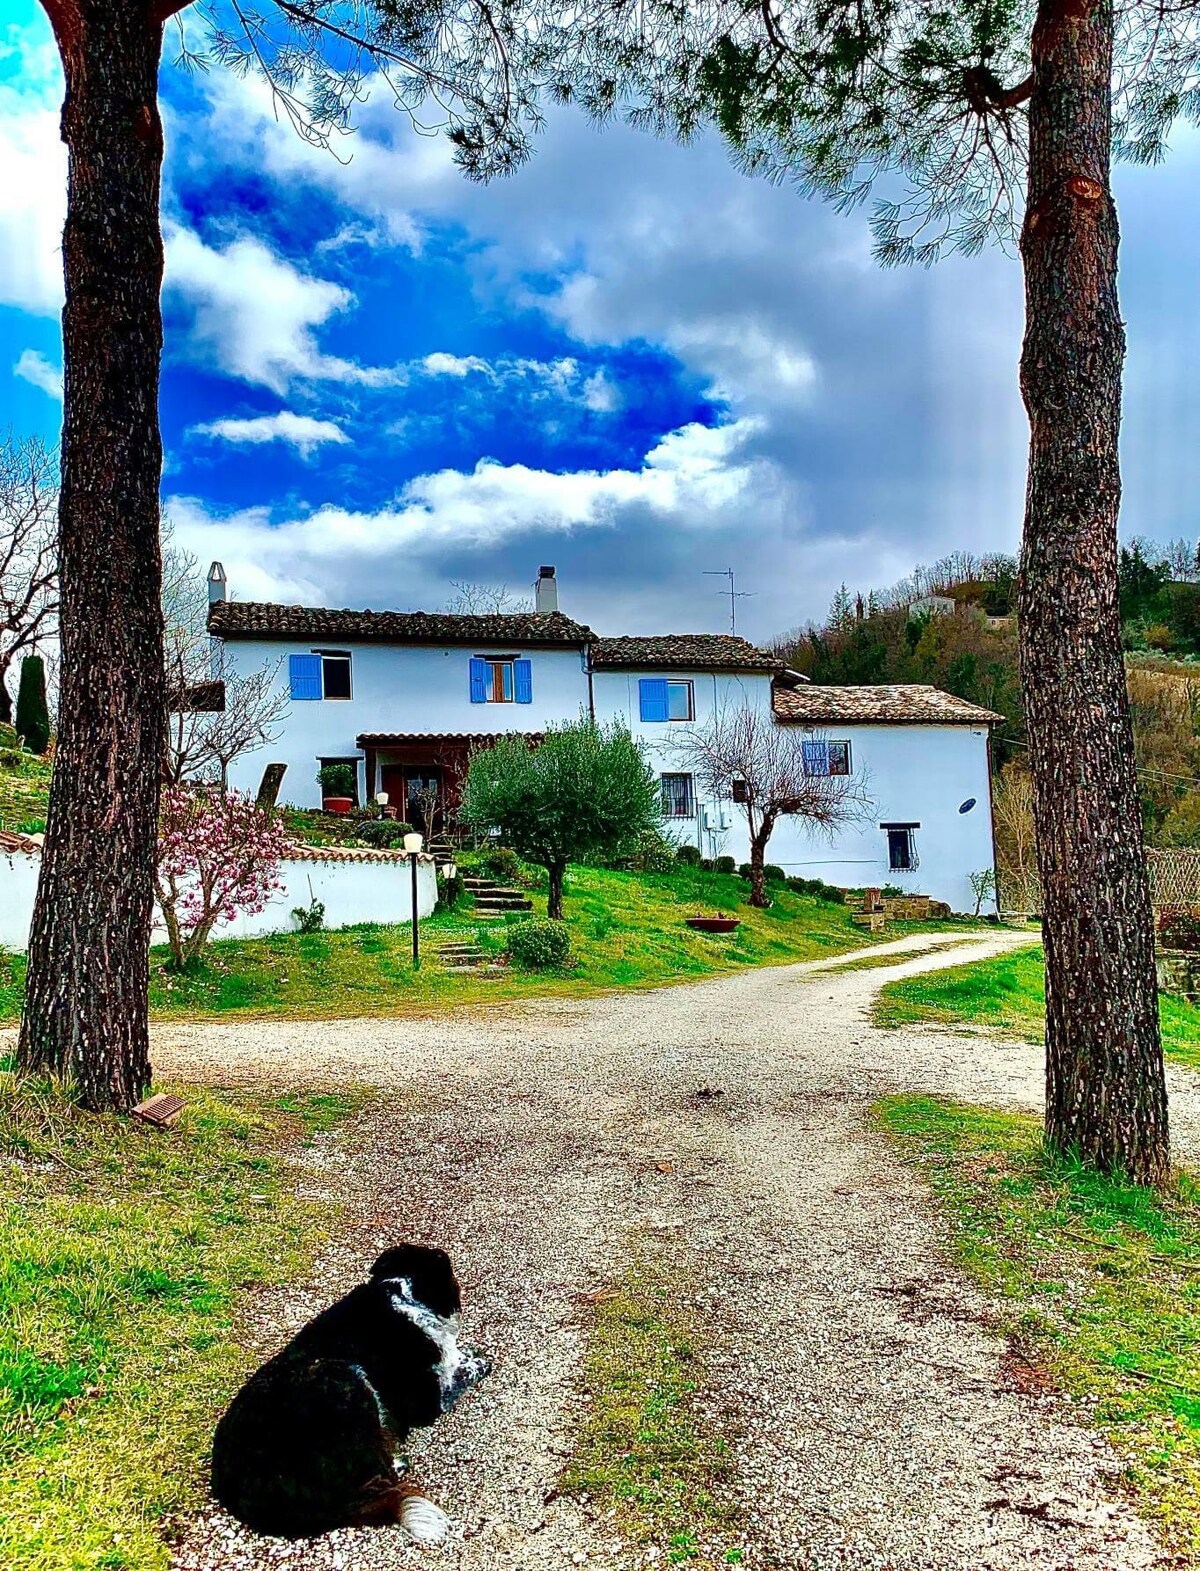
[534,564,558,614]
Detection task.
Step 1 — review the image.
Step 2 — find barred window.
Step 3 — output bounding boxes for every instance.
[661,773,696,818]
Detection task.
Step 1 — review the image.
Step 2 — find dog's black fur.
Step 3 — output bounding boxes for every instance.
[211,1244,490,1538]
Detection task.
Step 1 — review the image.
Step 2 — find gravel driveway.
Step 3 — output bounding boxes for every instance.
[164,930,1194,1571]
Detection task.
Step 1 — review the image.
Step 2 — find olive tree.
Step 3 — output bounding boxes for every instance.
[461,718,660,917]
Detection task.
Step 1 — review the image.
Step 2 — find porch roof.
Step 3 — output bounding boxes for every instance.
[357,731,544,748]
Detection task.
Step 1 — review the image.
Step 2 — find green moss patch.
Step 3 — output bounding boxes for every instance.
[878,1094,1200,1558]
[563,1255,742,1566]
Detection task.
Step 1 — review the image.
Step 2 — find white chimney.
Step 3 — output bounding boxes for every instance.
[208,561,227,605]
[535,564,558,614]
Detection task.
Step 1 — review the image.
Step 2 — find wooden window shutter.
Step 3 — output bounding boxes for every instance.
[514,659,533,704]
[289,653,322,701]
[469,658,489,703]
[639,679,669,722]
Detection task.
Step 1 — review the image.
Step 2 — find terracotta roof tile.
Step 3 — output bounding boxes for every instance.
[591,635,780,672]
[773,683,1002,725]
[283,841,433,865]
[209,602,594,646]
[0,829,41,856]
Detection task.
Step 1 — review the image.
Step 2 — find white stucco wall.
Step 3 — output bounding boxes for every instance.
[0,852,41,950]
[0,853,439,953]
[591,667,774,855]
[221,638,591,807]
[764,723,997,913]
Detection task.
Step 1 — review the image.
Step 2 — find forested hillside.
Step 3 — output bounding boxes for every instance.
[772,541,1200,863]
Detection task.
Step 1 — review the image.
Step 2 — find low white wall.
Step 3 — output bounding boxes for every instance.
[0,853,41,950]
[0,852,439,954]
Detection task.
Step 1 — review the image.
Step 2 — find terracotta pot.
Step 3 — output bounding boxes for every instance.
[323,796,353,815]
[685,916,741,934]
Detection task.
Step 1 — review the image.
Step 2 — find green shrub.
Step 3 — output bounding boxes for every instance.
[317,762,356,800]
[738,862,753,879]
[609,828,678,873]
[291,899,326,933]
[506,917,572,969]
[675,844,701,867]
[483,845,521,881]
[1159,911,1200,952]
[697,857,713,871]
[764,864,787,883]
[714,855,736,875]
[786,875,846,904]
[0,746,23,771]
[357,819,410,850]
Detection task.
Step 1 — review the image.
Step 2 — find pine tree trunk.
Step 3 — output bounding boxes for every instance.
[547,861,566,920]
[18,1,166,1112]
[1018,0,1169,1183]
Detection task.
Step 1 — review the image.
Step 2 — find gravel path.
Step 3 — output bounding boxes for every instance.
[164,930,1192,1570]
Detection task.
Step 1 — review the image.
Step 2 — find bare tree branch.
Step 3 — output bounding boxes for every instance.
[670,705,873,906]
[0,435,59,727]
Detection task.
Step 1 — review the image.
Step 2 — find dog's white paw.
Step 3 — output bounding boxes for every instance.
[400,1493,450,1546]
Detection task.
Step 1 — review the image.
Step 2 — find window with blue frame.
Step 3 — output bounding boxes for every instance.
[288,651,352,701]
[469,656,532,703]
[639,678,694,722]
[801,739,851,776]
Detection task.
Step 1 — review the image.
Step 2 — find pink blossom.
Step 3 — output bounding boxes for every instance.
[155,786,290,968]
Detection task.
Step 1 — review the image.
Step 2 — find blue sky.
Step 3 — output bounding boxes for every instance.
[5,3,1200,640]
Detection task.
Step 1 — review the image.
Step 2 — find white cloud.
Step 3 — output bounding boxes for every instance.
[165,227,401,393]
[168,417,769,607]
[420,352,493,378]
[0,36,66,317]
[192,411,350,458]
[14,348,62,400]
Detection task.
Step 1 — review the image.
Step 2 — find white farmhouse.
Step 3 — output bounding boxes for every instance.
[209,565,1000,912]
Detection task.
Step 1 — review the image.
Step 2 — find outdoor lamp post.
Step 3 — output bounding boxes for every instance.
[404,831,424,968]
[375,790,389,820]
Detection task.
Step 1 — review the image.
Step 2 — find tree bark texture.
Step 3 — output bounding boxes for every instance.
[547,861,566,920]
[1018,0,1169,1183]
[18,0,167,1111]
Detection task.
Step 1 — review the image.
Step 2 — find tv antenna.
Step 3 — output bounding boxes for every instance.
[704,568,754,634]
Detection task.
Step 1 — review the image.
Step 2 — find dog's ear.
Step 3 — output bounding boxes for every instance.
[371,1245,461,1319]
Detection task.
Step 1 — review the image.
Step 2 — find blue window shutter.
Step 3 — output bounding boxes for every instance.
[639,679,669,722]
[514,659,533,704]
[802,739,829,775]
[469,658,489,704]
[289,653,322,701]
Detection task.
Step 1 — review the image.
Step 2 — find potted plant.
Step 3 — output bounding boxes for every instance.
[317,762,356,815]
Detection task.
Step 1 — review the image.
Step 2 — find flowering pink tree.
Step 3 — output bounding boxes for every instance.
[154,787,290,969]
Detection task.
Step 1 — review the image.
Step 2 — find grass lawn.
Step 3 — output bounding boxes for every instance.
[562,1252,741,1566]
[0,865,969,1025]
[0,739,51,835]
[879,1095,1200,1559]
[873,944,1200,1070]
[0,1072,360,1571]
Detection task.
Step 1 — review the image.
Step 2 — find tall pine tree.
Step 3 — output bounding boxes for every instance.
[14,655,50,757]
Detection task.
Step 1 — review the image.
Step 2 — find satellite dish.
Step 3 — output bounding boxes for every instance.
[958,797,977,814]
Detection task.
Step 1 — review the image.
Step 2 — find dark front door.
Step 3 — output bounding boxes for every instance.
[403,767,444,835]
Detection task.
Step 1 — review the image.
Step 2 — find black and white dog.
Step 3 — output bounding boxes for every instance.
[211,1244,490,1539]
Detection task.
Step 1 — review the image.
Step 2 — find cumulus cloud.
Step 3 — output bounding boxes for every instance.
[191,411,350,458]
[0,37,66,317]
[165,227,401,393]
[14,348,62,400]
[168,417,772,609]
